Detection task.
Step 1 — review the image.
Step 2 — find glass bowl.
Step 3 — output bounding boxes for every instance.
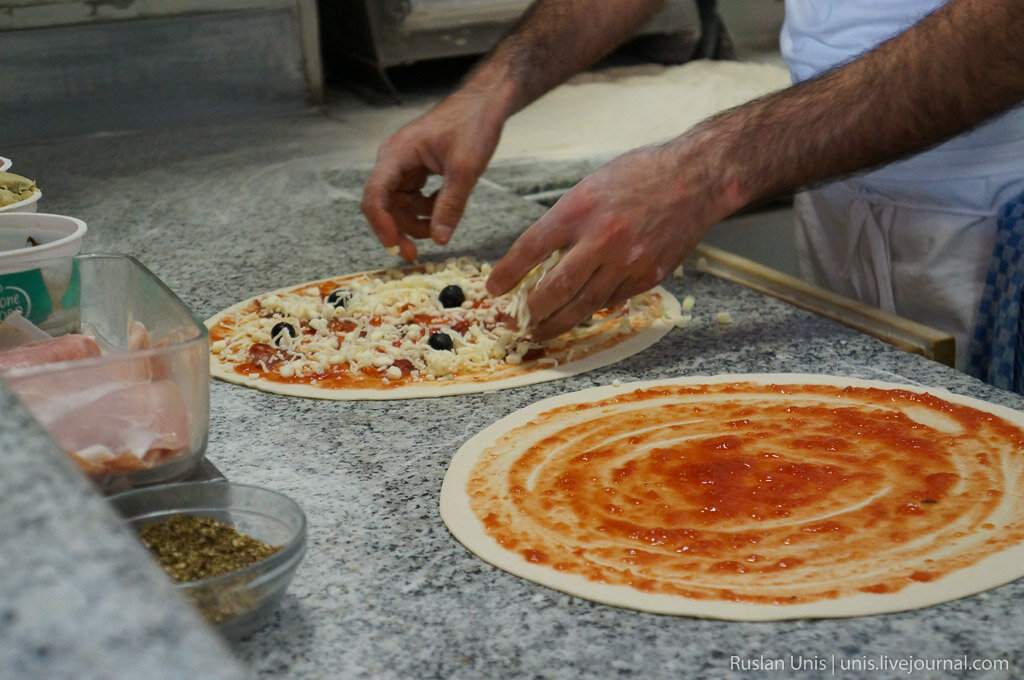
[108,480,307,640]
[1,253,209,492]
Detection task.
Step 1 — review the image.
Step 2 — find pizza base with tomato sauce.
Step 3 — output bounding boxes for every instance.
[440,373,1024,620]
[205,258,682,400]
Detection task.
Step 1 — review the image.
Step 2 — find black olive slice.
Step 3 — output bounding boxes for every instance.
[326,288,352,308]
[428,332,454,351]
[271,321,297,346]
[438,284,465,308]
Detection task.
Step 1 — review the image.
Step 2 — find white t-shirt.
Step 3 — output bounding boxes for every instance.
[781,0,1024,210]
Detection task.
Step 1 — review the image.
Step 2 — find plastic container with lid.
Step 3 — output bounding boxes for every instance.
[0,212,87,333]
[0,164,41,213]
[0,188,42,213]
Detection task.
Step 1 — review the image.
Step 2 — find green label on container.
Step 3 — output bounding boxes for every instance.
[0,268,52,325]
[61,259,81,309]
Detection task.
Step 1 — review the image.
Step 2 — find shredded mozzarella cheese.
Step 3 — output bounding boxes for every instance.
[215,258,544,381]
[505,251,562,331]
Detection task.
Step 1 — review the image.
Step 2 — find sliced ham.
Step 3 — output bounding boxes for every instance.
[0,322,193,479]
[0,333,101,373]
[30,379,191,472]
[0,310,51,350]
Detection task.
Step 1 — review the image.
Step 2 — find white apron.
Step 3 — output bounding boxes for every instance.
[781,0,1024,370]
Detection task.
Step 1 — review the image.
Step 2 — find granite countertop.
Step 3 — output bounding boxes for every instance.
[3,111,1023,679]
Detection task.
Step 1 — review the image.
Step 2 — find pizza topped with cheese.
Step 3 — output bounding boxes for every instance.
[205,258,681,399]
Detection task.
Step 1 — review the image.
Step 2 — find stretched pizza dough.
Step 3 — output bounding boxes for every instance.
[440,373,1024,620]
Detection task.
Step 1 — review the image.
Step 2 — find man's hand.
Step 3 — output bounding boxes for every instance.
[486,137,743,340]
[360,0,666,261]
[361,90,505,261]
[489,0,1024,341]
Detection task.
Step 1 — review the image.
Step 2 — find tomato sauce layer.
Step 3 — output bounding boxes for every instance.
[467,382,1024,604]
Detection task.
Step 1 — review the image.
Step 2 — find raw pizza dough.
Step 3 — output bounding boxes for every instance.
[440,373,1024,620]
[205,258,681,400]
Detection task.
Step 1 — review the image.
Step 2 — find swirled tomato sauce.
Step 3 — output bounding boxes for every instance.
[467,382,1024,604]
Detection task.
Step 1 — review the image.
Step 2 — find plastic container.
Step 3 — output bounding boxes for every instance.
[108,481,307,640]
[0,188,41,213]
[0,213,86,332]
[1,254,209,492]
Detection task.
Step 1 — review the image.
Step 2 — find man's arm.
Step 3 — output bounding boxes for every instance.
[715,0,1024,208]
[361,0,664,261]
[468,0,667,120]
[487,0,1024,340]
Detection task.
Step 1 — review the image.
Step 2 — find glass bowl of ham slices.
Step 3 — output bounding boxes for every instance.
[0,253,209,492]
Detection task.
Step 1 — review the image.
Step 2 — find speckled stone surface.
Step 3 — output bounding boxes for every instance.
[0,390,248,680]
[4,110,1024,679]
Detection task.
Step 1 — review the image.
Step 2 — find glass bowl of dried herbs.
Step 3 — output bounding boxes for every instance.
[108,480,306,640]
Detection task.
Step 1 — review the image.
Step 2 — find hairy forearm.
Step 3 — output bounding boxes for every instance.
[462,0,666,118]
[689,0,1024,214]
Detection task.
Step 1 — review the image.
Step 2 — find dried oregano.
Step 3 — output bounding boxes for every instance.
[138,514,281,582]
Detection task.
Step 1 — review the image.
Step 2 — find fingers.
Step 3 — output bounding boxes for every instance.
[362,196,419,262]
[390,191,434,241]
[488,194,676,341]
[486,211,570,297]
[362,154,424,261]
[362,144,483,258]
[529,256,669,341]
[430,167,476,246]
[361,88,506,260]
[526,242,598,321]
[529,258,621,341]
[603,279,642,311]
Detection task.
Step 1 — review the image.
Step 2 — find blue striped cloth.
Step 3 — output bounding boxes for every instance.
[969,193,1024,393]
